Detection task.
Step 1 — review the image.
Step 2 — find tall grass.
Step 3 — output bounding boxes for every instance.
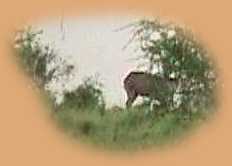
[53,101,213,151]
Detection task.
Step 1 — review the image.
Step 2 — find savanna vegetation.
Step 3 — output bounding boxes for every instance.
[13,19,218,151]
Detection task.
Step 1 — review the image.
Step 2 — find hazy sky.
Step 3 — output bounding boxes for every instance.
[36,15,148,107]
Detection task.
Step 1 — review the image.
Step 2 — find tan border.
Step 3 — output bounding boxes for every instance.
[0,0,230,165]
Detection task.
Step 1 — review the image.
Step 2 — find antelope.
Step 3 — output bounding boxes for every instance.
[123,71,178,108]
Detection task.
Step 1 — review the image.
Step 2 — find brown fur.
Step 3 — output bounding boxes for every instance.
[123,71,177,108]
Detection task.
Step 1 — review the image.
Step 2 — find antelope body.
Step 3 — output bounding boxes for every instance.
[123,71,177,108]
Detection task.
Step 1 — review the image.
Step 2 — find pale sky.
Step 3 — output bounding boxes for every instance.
[35,15,150,107]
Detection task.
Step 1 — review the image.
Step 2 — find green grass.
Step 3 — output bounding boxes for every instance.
[52,103,213,151]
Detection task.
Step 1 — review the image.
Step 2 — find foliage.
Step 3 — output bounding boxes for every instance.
[54,102,211,151]
[121,19,217,111]
[14,26,75,103]
[61,77,106,113]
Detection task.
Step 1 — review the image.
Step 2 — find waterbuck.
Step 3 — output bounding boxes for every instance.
[123,71,178,108]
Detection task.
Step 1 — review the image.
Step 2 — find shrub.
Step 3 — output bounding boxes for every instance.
[121,19,217,112]
[14,26,75,104]
[61,77,106,113]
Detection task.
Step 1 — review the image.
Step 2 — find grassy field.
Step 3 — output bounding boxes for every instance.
[51,102,214,151]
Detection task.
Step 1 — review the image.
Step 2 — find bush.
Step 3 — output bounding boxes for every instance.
[121,19,217,112]
[14,26,75,104]
[60,77,105,113]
